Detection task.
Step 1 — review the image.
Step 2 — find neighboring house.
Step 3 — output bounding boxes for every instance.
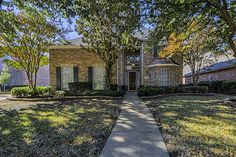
[0,58,49,86]
[184,58,236,84]
[49,31,183,91]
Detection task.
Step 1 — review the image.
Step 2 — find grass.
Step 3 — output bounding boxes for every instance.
[145,95,236,157]
[0,99,121,157]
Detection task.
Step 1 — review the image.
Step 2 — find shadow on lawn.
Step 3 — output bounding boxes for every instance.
[147,96,236,157]
[0,100,120,157]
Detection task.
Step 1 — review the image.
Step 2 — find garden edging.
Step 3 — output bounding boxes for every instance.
[7,96,123,101]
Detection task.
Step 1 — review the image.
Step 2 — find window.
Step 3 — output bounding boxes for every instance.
[93,67,105,90]
[61,67,73,89]
[160,68,170,86]
[126,55,140,70]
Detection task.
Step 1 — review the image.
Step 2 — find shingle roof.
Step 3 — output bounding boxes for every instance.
[65,28,150,46]
[147,58,179,67]
[67,37,87,46]
[184,58,236,77]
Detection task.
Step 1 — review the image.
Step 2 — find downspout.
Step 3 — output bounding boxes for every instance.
[141,42,144,85]
[116,58,118,85]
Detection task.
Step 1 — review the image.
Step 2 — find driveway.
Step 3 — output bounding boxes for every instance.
[0,94,11,101]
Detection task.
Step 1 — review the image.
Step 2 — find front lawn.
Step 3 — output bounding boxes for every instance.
[145,96,236,157]
[0,99,121,157]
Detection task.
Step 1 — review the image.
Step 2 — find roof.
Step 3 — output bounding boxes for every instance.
[49,28,150,49]
[147,58,179,68]
[184,58,236,77]
[133,28,150,41]
[67,37,87,46]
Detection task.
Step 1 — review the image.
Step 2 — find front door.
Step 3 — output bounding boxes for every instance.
[129,72,136,90]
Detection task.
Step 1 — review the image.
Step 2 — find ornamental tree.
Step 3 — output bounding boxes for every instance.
[160,21,224,86]
[0,63,11,91]
[148,0,236,57]
[75,0,141,89]
[0,9,61,90]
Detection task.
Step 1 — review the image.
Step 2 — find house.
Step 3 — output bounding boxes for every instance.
[0,58,49,87]
[49,31,183,91]
[184,58,236,84]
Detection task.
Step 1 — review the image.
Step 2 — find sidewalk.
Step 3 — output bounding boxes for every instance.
[100,92,169,157]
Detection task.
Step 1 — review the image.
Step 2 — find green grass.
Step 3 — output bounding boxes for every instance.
[146,96,236,157]
[0,99,121,157]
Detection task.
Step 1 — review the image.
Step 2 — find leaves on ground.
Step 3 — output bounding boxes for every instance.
[0,99,121,157]
[145,96,236,157]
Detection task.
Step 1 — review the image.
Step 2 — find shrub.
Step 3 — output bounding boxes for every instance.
[11,87,30,98]
[137,86,165,96]
[110,84,118,91]
[137,85,208,96]
[199,80,236,94]
[120,85,128,91]
[83,90,125,97]
[55,91,65,98]
[182,86,208,93]
[5,85,28,92]
[11,86,53,98]
[221,81,236,94]
[68,82,93,93]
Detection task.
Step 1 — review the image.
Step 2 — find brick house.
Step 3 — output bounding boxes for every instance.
[184,58,236,84]
[49,32,183,91]
[0,58,49,87]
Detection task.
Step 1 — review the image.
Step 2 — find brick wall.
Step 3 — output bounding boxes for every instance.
[185,67,236,84]
[143,49,183,86]
[49,48,117,89]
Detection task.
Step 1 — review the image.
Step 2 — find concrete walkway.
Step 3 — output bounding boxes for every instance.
[100,92,169,157]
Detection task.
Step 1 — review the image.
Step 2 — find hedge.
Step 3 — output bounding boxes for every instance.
[198,81,236,94]
[11,86,53,98]
[82,90,125,97]
[137,85,208,96]
[68,82,93,94]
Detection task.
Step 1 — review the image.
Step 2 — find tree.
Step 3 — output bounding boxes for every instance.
[0,63,11,91]
[160,22,224,86]
[75,0,141,89]
[147,0,236,57]
[0,9,61,90]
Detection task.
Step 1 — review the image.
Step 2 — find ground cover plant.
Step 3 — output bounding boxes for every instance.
[145,95,236,157]
[0,99,121,157]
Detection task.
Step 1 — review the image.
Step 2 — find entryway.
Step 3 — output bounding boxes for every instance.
[128,71,137,91]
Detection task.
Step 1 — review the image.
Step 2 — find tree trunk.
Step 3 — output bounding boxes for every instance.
[191,67,198,86]
[34,70,38,89]
[192,74,198,86]
[26,71,37,97]
[104,62,113,90]
[228,37,236,57]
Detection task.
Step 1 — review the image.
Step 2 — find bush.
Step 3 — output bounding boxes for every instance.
[55,91,65,98]
[11,86,53,98]
[199,80,236,94]
[182,86,208,93]
[4,85,28,92]
[110,84,118,91]
[221,81,236,94]
[137,85,208,96]
[68,82,92,93]
[83,90,125,97]
[137,86,165,96]
[120,85,128,92]
[11,87,30,98]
